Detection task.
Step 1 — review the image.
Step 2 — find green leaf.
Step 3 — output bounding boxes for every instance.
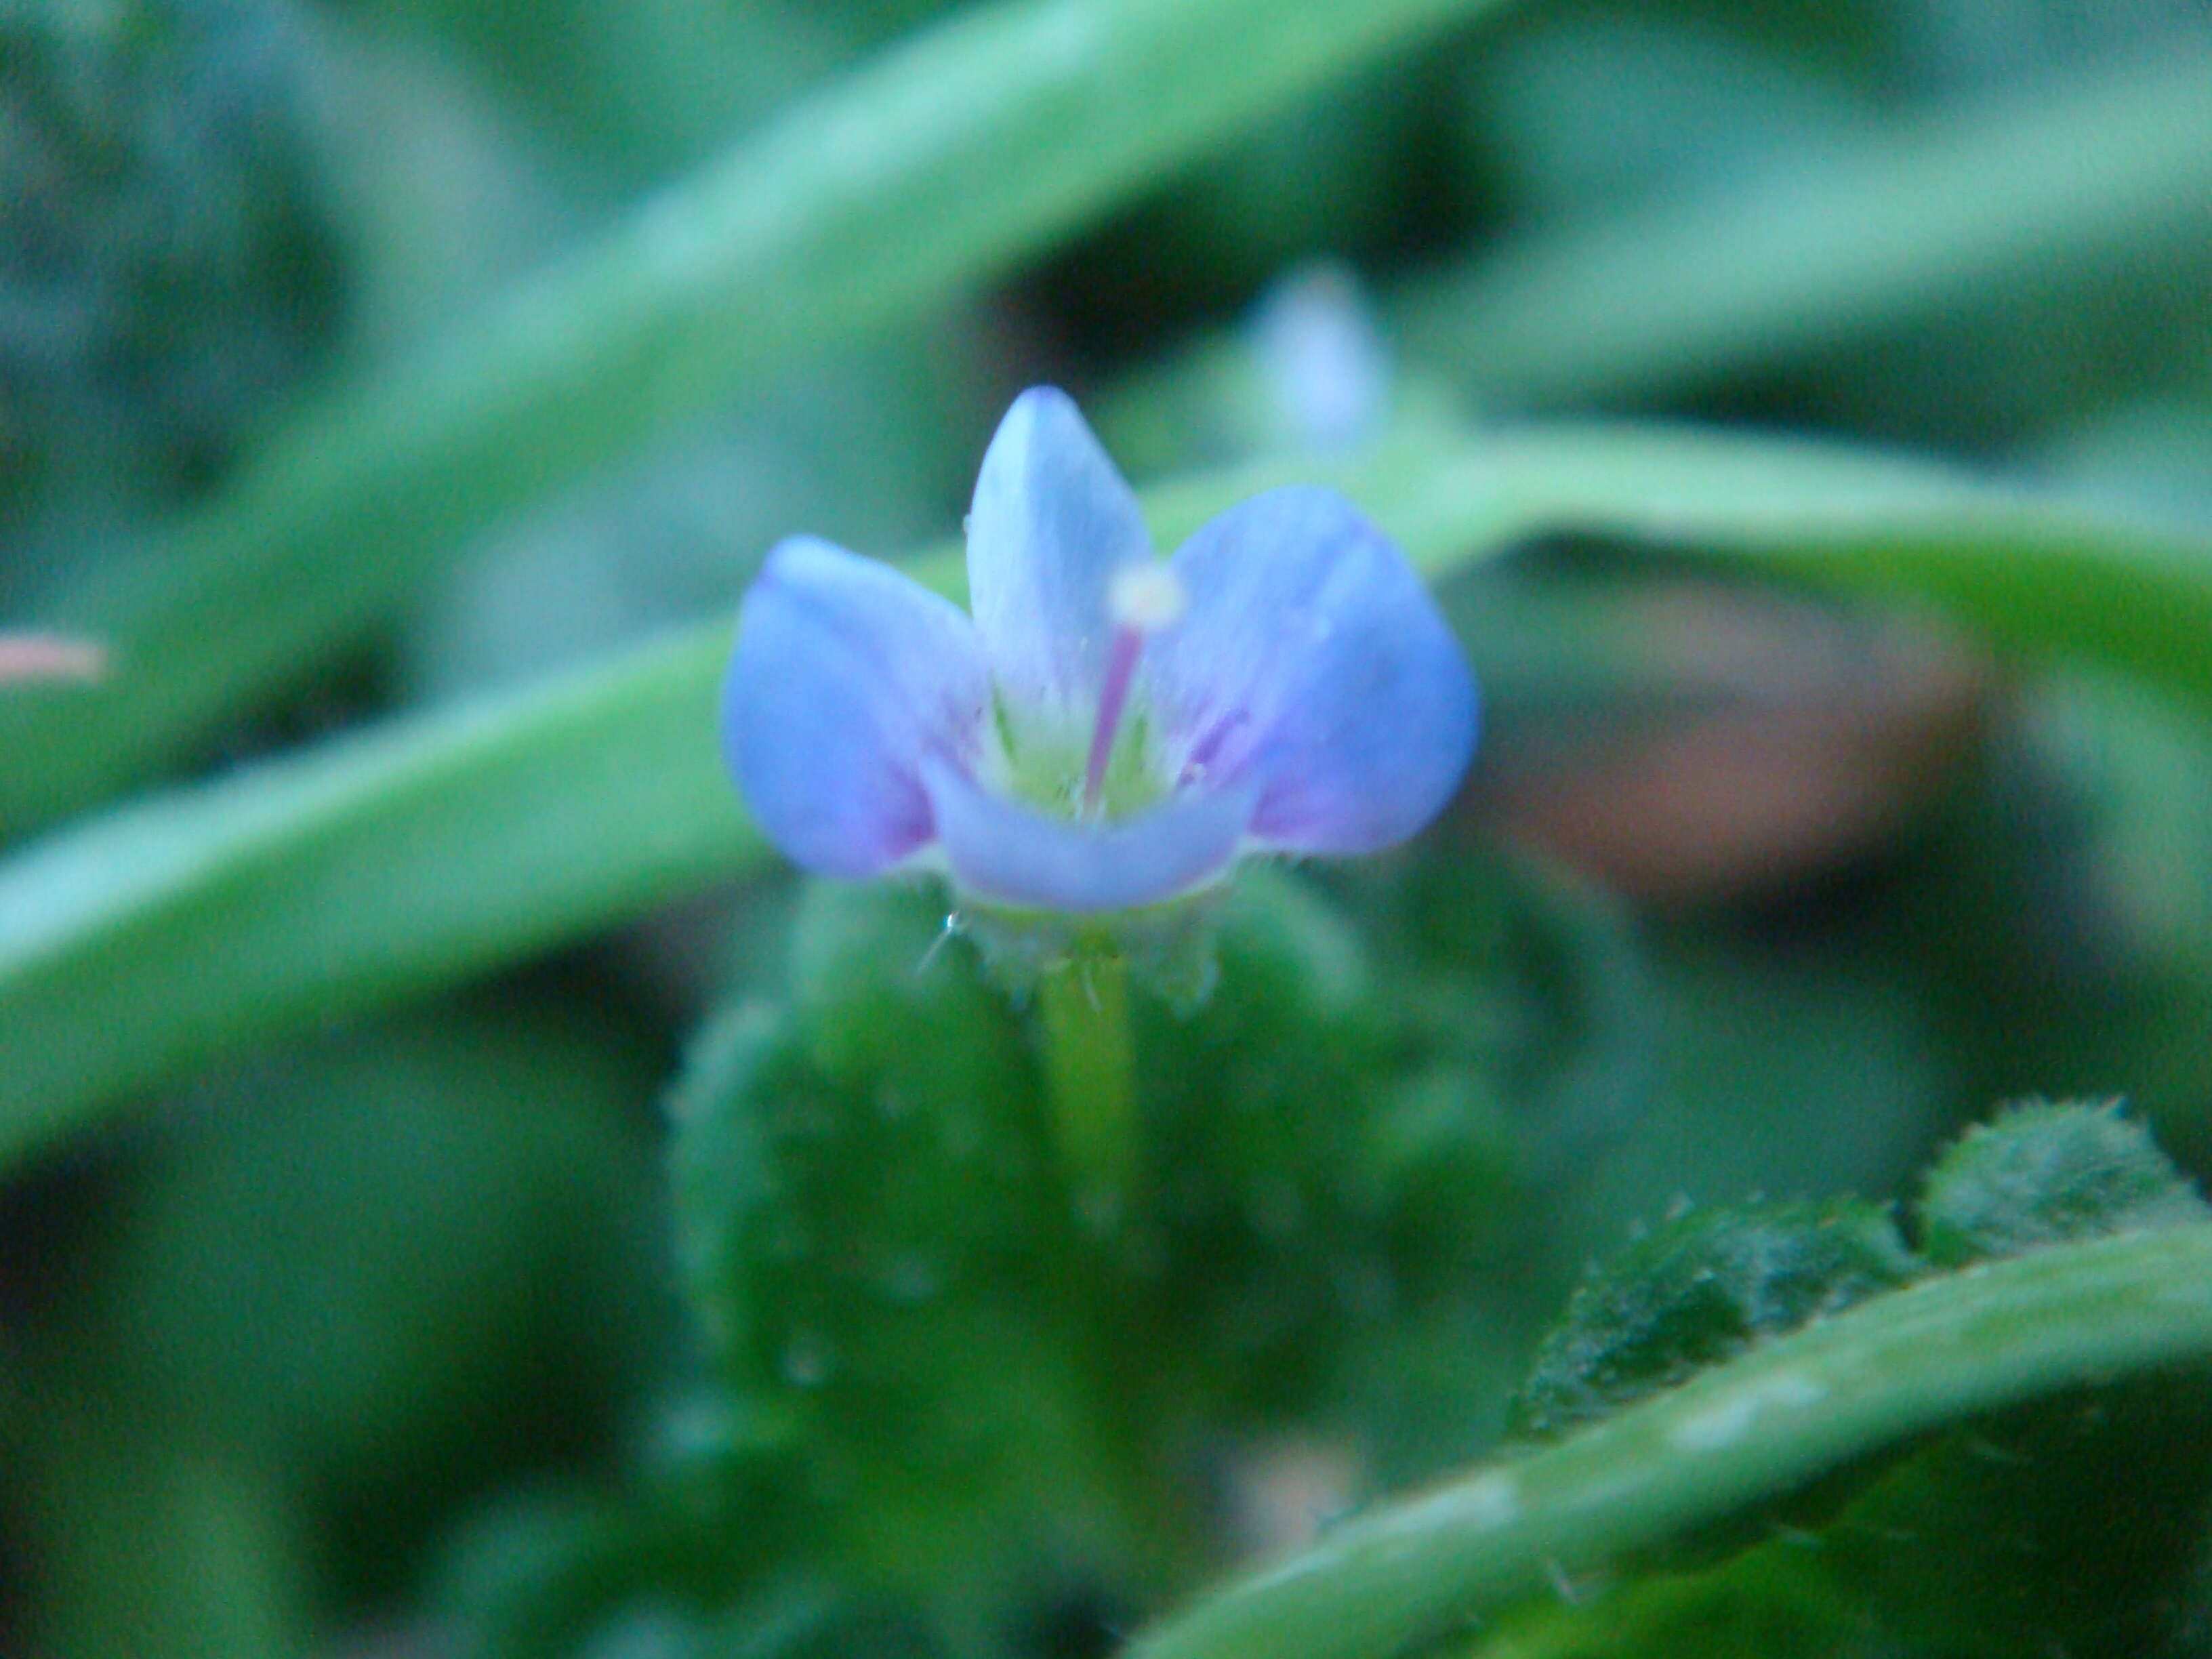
[4,422,2211,1170]
[666,883,1132,1601]
[1456,1549,1864,1659]
[1469,423,2212,709]
[1509,1201,1918,1441]
[1126,866,1448,1422]
[7,1418,304,1659]
[659,860,1609,1617]
[1460,1340,2212,1657]
[0,626,746,1168]
[1124,1225,2212,1659]
[1812,1370,2212,1658]
[1917,1099,2210,1267]
[0,0,1511,834]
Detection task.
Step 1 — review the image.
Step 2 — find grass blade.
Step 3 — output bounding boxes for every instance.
[1395,45,2212,404]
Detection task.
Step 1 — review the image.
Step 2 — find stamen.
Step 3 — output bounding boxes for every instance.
[1083,564,1187,813]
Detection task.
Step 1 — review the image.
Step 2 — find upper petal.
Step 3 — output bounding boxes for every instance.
[724,537,991,878]
[1143,487,1478,855]
[965,386,1153,723]
[920,757,1256,914]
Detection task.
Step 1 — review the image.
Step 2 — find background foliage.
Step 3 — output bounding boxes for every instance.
[4,0,2212,1654]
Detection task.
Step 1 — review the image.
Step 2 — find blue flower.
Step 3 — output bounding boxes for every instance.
[722,387,1477,916]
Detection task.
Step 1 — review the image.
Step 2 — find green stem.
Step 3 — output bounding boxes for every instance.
[1036,951,1139,1221]
[1031,950,1218,1589]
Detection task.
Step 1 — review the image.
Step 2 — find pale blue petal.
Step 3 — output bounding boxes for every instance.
[724,537,991,878]
[920,758,1256,913]
[1145,488,1478,855]
[964,386,1153,723]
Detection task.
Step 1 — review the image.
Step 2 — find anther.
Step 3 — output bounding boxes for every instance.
[1108,562,1188,633]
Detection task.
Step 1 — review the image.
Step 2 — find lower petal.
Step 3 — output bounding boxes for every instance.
[921,759,1256,914]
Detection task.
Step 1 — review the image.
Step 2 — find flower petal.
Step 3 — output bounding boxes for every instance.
[1145,487,1478,855]
[965,386,1153,724]
[920,758,1256,913]
[724,537,991,878]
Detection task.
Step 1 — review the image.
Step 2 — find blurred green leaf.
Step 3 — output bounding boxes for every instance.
[1125,861,1522,1431]
[0,0,340,531]
[1459,15,1871,217]
[5,421,2212,1170]
[7,1417,304,1659]
[1396,43,2212,406]
[0,998,669,1640]
[1810,1372,2212,1658]
[0,0,1511,834]
[98,1004,668,1498]
[1459,1348,2212,1658]
[0,623,743,1168]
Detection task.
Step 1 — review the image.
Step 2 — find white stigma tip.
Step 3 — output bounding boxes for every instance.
[1109,562,1187,634]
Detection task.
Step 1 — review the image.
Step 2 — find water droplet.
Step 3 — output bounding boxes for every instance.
[916,912,964,974]
[779,1331,835,1388]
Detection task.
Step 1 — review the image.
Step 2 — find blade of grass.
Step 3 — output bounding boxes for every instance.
[1465,423,2212,703]
[1128,1223,2212,1659]
[1394,43,2212,405]
[3,421,2211,1168]
[0,0,1509,836]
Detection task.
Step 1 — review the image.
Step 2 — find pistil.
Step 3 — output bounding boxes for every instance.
[1084,563,1187,813]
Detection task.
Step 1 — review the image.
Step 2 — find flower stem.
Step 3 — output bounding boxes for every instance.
[1036,951,1139,1223]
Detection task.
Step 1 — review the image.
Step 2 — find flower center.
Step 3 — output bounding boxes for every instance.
[1083,563,1187,814]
